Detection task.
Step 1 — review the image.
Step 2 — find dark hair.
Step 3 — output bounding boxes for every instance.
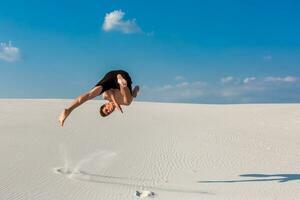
[99,104,107,117]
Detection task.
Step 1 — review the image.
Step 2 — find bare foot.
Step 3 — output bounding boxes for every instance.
[133,85,140,98]
[117,74,127,87]
[59,109,71,127]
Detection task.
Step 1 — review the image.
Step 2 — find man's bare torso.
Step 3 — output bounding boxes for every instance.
[103,89,129,105]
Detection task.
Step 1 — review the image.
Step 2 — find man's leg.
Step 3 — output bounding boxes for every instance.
[59,86,102,126]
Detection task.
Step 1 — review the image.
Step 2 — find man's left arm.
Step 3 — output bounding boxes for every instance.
[117,74,133,105]
[109,90,123,113]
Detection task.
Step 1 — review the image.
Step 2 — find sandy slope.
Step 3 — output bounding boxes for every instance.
[0,99,300,200]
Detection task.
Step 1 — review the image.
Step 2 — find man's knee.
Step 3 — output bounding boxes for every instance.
[117,74,127,87]
[78,93,89,103]
[88,86,102,99]
[87,91,98,100]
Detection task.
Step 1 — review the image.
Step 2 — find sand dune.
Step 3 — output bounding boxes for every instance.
[0,99,300,200]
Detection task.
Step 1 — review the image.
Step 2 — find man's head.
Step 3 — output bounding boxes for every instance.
[99,102,115,117]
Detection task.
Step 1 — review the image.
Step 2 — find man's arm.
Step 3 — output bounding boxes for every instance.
[117,74,133,105]
[107,90,123,113]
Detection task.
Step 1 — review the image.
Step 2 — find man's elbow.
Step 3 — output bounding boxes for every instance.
[123,102,130,106]
[123,100,132,106]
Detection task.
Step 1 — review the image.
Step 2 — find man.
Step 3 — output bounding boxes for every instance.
[59,70,139,127]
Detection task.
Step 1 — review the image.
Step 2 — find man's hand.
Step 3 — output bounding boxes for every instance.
[114,102,123,113]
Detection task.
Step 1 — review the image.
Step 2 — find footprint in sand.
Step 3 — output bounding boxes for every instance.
[54,167,76,175]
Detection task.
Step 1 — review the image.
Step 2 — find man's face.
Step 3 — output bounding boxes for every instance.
[102,102,115,116]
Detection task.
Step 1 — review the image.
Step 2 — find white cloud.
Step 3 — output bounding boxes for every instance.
[0,41,20,62]
[220,76,240,84]
[264,76,298,83]
[216,75,299,102]
[102,10,141,34]
[243,77,256,84]
[141,81,206,102]
[220,89,240,97]
[175,75,185,81]
[221,76,234,83]
[157,84,173,91]
[140,75,300,103]
[176,82,189,88]
[221,75,298,86]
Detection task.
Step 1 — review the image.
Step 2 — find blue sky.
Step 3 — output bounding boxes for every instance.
[0,0,300,103]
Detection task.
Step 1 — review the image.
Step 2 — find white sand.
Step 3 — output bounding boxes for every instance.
[0,99,300,200]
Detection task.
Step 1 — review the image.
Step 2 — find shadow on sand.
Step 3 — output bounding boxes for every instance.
[199,173,300,183]
[72,171,213,195]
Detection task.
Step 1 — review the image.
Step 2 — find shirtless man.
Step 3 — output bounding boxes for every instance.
[59,70,139,127]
